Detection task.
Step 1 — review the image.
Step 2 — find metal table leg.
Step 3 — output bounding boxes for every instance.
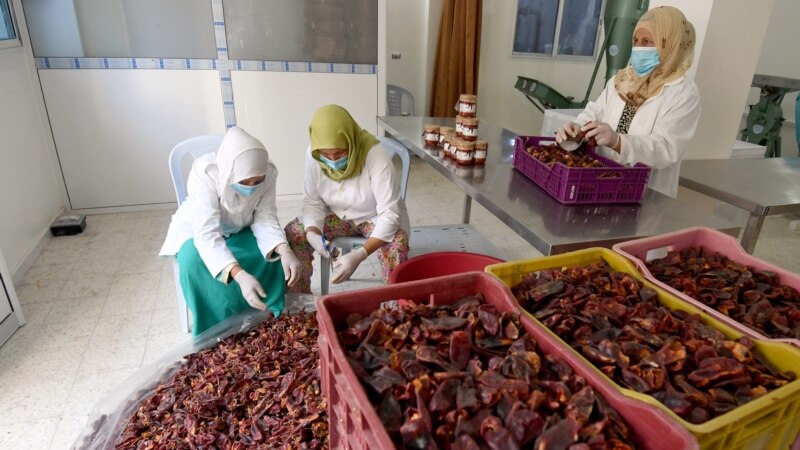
[462,195,472,223]
[740,212,766,254]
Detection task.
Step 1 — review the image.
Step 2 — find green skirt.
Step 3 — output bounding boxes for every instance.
[176,227,286,335]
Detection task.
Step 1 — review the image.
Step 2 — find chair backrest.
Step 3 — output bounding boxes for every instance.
[168,134,225,205]
[387,84,415,116]
[378,136,411,200]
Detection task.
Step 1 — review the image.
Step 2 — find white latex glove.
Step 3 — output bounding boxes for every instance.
[276,243,301,288]
[555,122,582,144]
[582,121,619,149]
[306,230,331,259]
[233,270,267,311]
[331,247,368,284]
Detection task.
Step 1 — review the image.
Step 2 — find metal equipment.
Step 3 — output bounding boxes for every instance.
[515,0,649,113]
[740,74,800,158]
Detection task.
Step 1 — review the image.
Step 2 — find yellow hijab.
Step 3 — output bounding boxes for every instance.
[308,104,379,181]
[614,6,696,107]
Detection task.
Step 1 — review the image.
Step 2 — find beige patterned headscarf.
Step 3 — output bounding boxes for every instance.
[614,6,696,107]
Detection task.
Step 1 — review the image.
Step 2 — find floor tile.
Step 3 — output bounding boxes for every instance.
[44,297,106,325]
[0,416,59,450]
[78,336,147,376]
[108,271,162,296]
[93,311,154,339]
[14,281,65,304]
[22,264,74,285]
[143,331,192,364]
[60,275,114,299]
[100,292,158,317]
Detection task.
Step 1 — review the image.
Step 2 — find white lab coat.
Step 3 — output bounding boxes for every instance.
[159,153,287,277]
[302,143,410,242]
[576,76,701,197]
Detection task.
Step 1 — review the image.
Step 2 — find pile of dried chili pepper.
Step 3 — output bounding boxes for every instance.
[339,295,639,449]
[645,246,800,340]
[526,145,603,169]
[512,262,797,424]
[115,311,327,449]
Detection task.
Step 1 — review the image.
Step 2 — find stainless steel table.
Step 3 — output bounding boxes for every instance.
[379,116,741,255]
[679,158,800,253]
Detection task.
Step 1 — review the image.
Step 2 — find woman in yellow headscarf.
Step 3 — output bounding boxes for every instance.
[556,6,700,198]
[284,104,410,293]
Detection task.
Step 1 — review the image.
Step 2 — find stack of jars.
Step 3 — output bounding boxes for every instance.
[453,94,488,165]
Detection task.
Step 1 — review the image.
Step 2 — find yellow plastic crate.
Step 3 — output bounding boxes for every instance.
[485,248,800,450]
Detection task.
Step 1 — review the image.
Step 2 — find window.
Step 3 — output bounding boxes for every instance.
[0,0,21,49]
[512,0,604,59]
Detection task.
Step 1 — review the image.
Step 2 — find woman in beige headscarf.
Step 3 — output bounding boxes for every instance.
[556,6,700,197]
[160,126,301,334]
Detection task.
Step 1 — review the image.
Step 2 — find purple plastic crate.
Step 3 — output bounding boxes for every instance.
[513,135,651,204]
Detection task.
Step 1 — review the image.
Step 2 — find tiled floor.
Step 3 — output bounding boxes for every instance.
[1,158,798,449]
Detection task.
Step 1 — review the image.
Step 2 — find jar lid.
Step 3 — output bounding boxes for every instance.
[463,117,480,126]
[455,115,464,123]
[424,124,440,132]
[459,94,477,102]
[440,127,455,135]
[457,140,475,150]
[475,139,488,148]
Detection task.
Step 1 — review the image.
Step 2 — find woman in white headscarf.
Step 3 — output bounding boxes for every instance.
[160,126,301,334]
[556,6,700,198]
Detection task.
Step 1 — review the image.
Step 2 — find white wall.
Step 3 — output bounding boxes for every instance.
[73,0,131,57]
[755,0,799,127]
[686,0,775,159]
[39,69,226,210]
[0,0,64,273]
[386,0,425,116]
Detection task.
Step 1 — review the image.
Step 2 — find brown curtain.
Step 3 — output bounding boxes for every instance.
[429,0,483,117]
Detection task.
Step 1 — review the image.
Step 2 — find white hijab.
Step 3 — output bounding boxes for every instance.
[215,127,270,209]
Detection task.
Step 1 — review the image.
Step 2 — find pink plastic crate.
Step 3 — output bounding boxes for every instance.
[513,135,651,204]
[613,226,800,349]
[316,271,698,450]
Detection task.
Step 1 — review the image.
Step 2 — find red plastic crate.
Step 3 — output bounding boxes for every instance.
[613,226,800,350]
[316,272,698,450]
[513,135,651,204]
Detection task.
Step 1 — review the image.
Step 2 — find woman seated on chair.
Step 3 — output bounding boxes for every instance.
[160,126,301,335]
[284,104,410,294]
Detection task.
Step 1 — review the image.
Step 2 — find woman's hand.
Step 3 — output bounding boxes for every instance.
[233,270,267,311]
[275,244,301,287]
[305,229,331,259]
[556,122,582,144]
[582,122,621,151]
[331,247,368,284]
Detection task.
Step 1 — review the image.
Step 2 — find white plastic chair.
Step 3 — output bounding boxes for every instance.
[387,84,415,116]
[168,134,225,333]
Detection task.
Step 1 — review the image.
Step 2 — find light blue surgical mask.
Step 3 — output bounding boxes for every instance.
[320,155,348,171]
[231,182,259,197]
[630,46,660,77]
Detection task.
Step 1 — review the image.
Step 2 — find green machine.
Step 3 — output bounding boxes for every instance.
[515,0,650,113]
[740,74,800,158]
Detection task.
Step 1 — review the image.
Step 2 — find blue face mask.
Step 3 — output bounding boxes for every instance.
[231,182,259,197]
[630,47,660,77]
[320,155,348,171]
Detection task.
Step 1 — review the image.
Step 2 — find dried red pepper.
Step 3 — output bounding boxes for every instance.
[646,246,800,340]
[114,312,327,449]
[339,295,638,449]
[512,262,796,424]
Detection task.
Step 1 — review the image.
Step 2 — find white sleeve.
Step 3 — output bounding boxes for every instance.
[367,146,403,242]
[618,83,702,169]
[185,168,237,278]
[301,149,330,232]
[576,79,613,125]
[251,163,287,258]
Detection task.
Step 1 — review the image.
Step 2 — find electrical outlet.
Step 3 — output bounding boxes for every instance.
[391,52,402,60]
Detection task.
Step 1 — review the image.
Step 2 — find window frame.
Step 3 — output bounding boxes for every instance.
[0,0,22,50]
[510,0,606,62]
